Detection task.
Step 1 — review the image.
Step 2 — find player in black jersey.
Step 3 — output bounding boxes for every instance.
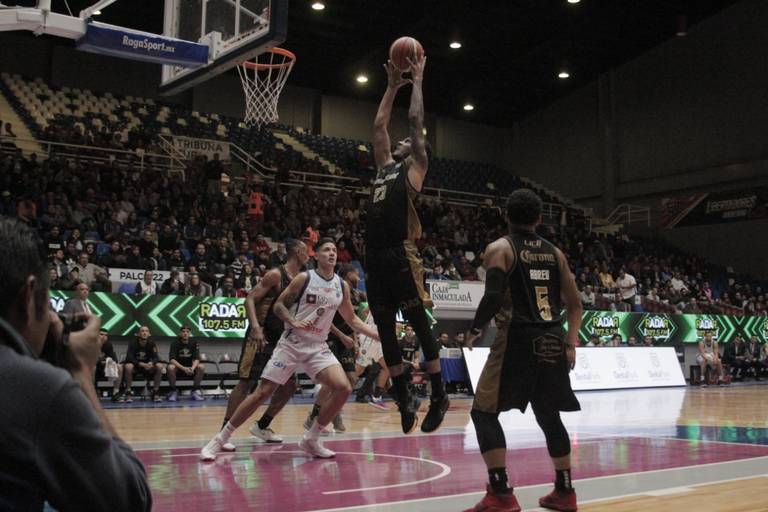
[218,239,308,450]
[365,54,449,434]
[464,189,583,512]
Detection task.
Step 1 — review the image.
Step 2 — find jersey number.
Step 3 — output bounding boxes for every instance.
[372,185,387,203]
[535,286,553,321]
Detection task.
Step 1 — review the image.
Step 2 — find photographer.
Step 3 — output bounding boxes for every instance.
[0,219,151,511]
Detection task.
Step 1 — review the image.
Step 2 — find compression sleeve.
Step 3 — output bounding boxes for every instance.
[470,267,508,331]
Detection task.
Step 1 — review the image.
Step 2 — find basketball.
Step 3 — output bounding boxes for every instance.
[389,36,424,71]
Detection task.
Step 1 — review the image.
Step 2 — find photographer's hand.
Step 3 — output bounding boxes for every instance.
[66,314,102,373]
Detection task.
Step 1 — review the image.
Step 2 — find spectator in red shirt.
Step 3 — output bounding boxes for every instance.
[337,240,352,264]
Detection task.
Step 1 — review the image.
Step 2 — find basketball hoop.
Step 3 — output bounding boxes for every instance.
[237,47,296,127]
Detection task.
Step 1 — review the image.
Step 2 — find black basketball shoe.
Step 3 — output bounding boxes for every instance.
[398,395,421,434]
[421,395,450,433]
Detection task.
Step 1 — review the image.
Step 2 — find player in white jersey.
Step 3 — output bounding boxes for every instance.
[201,238,380,461]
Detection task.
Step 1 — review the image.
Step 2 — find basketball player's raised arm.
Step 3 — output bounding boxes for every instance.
[244,269,281,347]
[273,272,312,329]
[557,249,583,349]
[338,281,380,341]
[467,238,513,349]
[406,54,428,191]
[373,60,408,169]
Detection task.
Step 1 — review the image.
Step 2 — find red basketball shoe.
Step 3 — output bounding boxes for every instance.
[463,485,521,512]
[539,487,577,511]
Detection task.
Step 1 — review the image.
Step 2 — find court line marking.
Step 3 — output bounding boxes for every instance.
[539,471,768,510]
[164,449,451,494]
[577,430,768,449]
[309,456,768,512]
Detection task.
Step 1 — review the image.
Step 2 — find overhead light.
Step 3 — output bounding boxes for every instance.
[567,0,580,4]
[449,41,462,49]
[558,71,570,79]
[463,103,474,111]
[311,2,325,10]
[676,14,688,37]
[356,74,368,83]
[93,10,102,15]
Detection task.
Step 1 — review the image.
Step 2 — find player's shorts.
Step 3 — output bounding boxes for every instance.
[473,324,580,415]
[328,336,357,373]
[356,335,384,368]
[238,337,274,381]
[365,241,433,310]
[696,353,715,365]
[261,335,341,386]
[122,361,160,380]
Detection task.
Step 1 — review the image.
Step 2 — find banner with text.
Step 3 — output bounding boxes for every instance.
[661,186,768,228]
[170,136,231,161]
[427,280,483,310]
[50,291,246,338]
[49,288,768,343]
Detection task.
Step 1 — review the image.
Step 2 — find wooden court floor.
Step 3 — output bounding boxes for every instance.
[106,386,768,511]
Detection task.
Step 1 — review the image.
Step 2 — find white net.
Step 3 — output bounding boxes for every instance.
[237,48,295,126]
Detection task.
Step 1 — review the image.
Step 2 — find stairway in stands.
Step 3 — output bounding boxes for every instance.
[272,129,339,175]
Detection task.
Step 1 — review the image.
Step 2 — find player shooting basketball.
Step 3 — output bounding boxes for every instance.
[364,50,449,435]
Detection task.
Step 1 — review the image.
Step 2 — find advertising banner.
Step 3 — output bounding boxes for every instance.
[170,136,230,161]
[50,291,246,338]
[49,288,762,343]
[77,22,209,68]
[570,311,744,344]
[463,346,686,392]
[426,280,483,310]
[661,187,768,228]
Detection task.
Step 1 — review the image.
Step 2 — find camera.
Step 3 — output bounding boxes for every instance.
[58,312,87,334]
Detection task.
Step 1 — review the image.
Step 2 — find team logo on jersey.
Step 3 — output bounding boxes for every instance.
[532,335,563,363]
[316,307,326,318]
[306,294,317,304]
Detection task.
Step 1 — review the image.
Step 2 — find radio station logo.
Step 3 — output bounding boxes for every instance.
[695,317,719,338]
[198,301,247,332]
[590,314,621,337]
[638,314,676,342]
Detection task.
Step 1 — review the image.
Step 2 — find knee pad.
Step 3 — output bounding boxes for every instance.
[470,408,506,453]
[534,409,571,458]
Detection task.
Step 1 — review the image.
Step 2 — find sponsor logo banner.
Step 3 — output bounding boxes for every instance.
[661,187,768,228]
[464,346,685,392]
[50,291,245,338]
[427,280,483,310]
[77,22,209,68]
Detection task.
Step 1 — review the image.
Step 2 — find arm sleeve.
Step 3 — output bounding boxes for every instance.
[470,267,508,331]
[37,381,152,512]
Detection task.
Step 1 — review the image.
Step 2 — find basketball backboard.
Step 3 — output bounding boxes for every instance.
[159,0,288,96]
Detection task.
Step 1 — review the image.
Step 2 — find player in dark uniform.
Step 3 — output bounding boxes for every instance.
[303,263,361,433]
[463,189,583,512]
[365,53,449,434]
[218,238,309,449]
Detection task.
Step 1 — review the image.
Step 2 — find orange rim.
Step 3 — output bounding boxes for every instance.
[241,47,296,70]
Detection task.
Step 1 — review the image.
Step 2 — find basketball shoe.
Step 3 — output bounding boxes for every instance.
[200,435,226,461]
[463,485,521,512]
[539,488,577,511]
[299,437,336,458]
[421,395,450,433]
[250,424,283,443]
[397,395,420,434]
